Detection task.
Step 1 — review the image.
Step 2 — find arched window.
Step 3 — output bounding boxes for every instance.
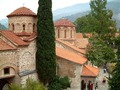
[23,24,25,31]
[9,24,10,29]
[33,23,35,32]
[71,30,72,38]
[64,30,66,38]
[12,23,14,31]
[58,29,60,38]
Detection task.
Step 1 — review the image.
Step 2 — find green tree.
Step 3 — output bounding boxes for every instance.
[108,36,120,89]
[36,0,56,84]
[87,34,115,67]
[108,60,120,90]
[90,0,116,38]
[74,14,99,33]
[86,0,117,67]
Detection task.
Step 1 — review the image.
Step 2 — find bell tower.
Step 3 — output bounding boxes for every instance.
[7,7,37,34]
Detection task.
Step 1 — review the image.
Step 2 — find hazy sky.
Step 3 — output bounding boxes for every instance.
[0,0,90,20]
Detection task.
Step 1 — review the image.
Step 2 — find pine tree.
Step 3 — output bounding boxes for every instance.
[36,0,56,84]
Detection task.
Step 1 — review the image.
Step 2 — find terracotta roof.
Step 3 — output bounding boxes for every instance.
[76,33,92,38]
[56,47,87,65]
[56,39,86,54]
[7,7,37,17]
[54,18,75,27]
[0,30,28,46]
[81,65,99,77]
[75,38,89,49]
[15,32,32,36]
[0,39,16,51]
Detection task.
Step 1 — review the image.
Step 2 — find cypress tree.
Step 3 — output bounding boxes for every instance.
[36,0,56,84]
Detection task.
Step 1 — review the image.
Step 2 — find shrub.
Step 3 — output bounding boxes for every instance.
[9,78,46,90]
[48,76,70,90]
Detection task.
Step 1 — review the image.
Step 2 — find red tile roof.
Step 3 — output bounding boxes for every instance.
[0,39,16,51]
[81,65,99,77]
[15,32,32,36]
[76,33,92,38]
[56,39,86,54]
[75,38,89,49]
[7,7,37,17]
[0,31,28,46]
[56,47,87,65]
[54,18,76,27]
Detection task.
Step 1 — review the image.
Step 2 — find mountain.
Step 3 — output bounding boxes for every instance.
[0,18,8,28]
[53,0,120,28]
[53,3,90,20]
[53,0,119,21]
[0,23,7,30]
[0,0,120,28]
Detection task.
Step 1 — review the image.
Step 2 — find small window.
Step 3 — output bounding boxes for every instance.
[4,68,10,75]
[12,24,14,31]
[23,24,25,31]
[33,23,35,32]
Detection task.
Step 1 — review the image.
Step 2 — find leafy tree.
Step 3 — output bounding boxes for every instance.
[36,0,56,85]
[108,60,120,90]
[86,0,117,67]
[87,34,115,67]
[108,36,120,89]
[74,14,99,33]
[90,0,116,39]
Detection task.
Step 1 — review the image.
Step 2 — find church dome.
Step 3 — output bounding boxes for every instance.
[7,7,37,17]
[54,18,75,27]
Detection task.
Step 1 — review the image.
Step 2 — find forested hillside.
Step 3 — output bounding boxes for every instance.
[0,23,7,30]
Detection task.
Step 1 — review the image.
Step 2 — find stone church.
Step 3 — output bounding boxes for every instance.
[0,6,99,90]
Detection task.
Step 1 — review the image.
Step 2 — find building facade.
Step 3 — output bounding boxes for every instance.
[0,7,98,90]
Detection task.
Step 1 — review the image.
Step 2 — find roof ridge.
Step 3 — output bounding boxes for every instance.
[56,47,87,65]
[56,39,86,54]
[84,65,98,76]
[0,31,28,46]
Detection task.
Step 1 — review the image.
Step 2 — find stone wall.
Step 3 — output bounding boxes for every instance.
[18,40,36,72]
[0,50,19,83]
[8,16,37,33]
[56,57,82,89]
[17,40,37,84]
[56,40,85,56]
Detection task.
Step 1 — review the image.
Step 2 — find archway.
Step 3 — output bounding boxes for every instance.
[81,80,86,90]
[0,79,9,90]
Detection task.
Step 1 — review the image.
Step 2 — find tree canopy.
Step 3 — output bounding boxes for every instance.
[86,0,117,67]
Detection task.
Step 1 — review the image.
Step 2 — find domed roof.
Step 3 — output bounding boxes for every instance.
[7,7,37,17]
[54,18,75,27]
